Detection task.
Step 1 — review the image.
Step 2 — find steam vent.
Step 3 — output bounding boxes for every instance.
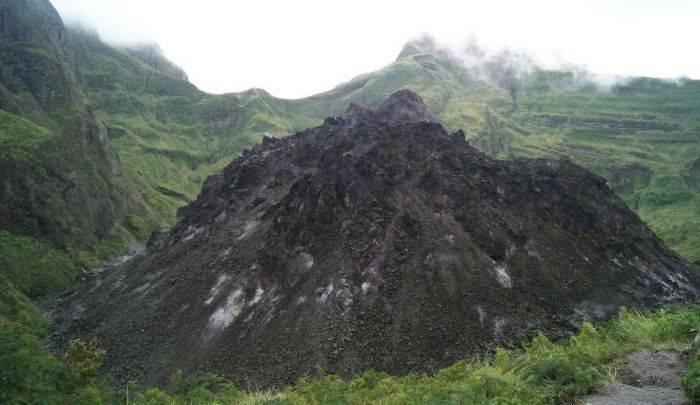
[53,90,699,388]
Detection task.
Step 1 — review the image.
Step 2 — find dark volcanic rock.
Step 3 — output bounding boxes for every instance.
[52,91,699,389]
[344,90,432,126]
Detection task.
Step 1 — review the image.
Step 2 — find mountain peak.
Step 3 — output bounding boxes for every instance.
[124,42,189,81]
[53,91,699,388]
[396,42,423,60]
[396,36,452,61]
[343,89,432,125]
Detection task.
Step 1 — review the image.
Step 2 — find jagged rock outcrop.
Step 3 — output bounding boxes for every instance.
[53,90,699,388]
[344,90,433,126]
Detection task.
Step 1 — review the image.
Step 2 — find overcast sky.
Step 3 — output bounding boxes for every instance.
[50,0,700,99]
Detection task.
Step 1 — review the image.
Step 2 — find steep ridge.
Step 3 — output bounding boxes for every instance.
[53,91,699,388]
[124,43,189,81]
[0,0,133,248]
[0,0,146,310]
[65,26,318,234]
[9,0,699,270]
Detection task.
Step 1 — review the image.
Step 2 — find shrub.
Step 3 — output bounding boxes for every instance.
[682,331,700,404]
[525,357,603,401]
[0,322,63,403]
[682,360,700,404]
[136,388,173,405]
[1,305,698,404]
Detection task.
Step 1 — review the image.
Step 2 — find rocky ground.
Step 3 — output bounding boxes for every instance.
[51,91,699,389]
[585,350,688,404]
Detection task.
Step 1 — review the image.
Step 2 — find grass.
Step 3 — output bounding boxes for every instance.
[1,304,697,404]
[12,30,700,272]
[510,72,700,263]
[0,275,49,330]
[0,227,143,324]
[242,305,699,404]
[0,110,54,174]
[682,329,700,402]
[0,231,79,298]
[2,14,700,401]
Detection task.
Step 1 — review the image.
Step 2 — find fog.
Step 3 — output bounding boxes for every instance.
[400,34,639,93]
[50,0,700,99]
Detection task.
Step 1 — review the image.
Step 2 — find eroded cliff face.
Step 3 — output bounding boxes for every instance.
[0,0,140,249]
[0,0,82,112]
[53,91,699,388]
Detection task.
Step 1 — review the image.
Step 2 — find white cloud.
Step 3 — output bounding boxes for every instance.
[50,0,700,98]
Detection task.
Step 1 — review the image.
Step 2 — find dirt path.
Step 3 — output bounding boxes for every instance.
[585,349,687,404]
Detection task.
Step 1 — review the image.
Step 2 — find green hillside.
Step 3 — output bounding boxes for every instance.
[513,73,700,263]
[302,54,700,264]
[1,0,698,329]
[0,0,143,321]
[56,31,700,268]
[0,1,698,402]
[66,27,320,236]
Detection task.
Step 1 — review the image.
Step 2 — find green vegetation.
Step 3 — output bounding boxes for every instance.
[0,323,111,404]
[0,2,698,402]
[512,73,700,264]
[3,22,698,326]
[1,305,697,404]
[682,330,700,402]
[0,231,78,298]
[0,275,48,329]
[0,110,53,173]
[0,228,130,300]
[63,27,324,239]
[0,0,150,329]
[0,229,141,327]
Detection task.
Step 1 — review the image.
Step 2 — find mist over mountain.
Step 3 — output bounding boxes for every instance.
[48,0,700,97]
[398,34,668,94]
[1,0,699,402]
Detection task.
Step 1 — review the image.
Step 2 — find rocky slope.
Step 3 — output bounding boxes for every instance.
[3,0,699,326]
[53,91,699,388]
[64,27,700,265]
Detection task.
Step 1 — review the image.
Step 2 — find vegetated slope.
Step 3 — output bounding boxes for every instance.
[514,73,700,264]
[65,26,320,236]
[0,0,321,324]
[0,0,148,317]
[53,91,699,388]
[0,0,140,248]
[302,47,700,264]
[2,0,699,326]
